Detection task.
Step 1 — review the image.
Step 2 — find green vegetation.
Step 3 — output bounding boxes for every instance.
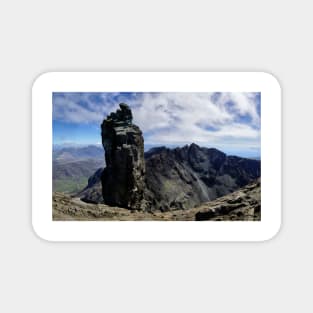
[53,177,88,194]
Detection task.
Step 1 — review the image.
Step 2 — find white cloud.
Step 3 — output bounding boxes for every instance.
[128,92,260,147]
[53,92,261,150]
[215,92,260,126]
[53,93,119,124]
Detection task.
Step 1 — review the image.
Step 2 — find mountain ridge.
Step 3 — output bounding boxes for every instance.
[76,143,260,211]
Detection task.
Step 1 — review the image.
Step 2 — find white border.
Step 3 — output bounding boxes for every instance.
[32,72,281,242]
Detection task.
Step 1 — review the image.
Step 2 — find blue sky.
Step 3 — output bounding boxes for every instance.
[53,92,261,157]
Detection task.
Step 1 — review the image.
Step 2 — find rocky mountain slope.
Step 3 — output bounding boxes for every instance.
[193,178,260,221]
[144,144,260,210]
[76,143,260,211]
[53,179,260,221]
[75,168,103,203]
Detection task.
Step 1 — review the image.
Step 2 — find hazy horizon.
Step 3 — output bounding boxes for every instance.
[53,142,260,159]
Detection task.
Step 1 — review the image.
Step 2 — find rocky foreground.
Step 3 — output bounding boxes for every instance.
[53,179,260,221]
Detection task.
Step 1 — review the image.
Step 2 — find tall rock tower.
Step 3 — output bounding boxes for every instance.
[101,103,146,210]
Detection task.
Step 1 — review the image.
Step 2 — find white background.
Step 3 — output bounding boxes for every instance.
[0,0,311,312]
[32,72,281,242]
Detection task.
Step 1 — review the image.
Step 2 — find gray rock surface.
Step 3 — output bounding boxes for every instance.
[144,144,260,211]
[194,178,261,221]
[101,103,146,210]
[75,167,104,203]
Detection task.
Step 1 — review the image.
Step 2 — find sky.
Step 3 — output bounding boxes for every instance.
[53,92,261,157]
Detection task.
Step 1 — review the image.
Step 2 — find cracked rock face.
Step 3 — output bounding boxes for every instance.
[101,103,145,210]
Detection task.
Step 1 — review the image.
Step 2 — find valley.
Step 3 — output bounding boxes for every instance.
[52,145,104,194]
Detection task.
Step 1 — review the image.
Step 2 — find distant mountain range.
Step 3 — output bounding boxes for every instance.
[53,145,104,162]
[75,143,260,211]
[53,145,104,194]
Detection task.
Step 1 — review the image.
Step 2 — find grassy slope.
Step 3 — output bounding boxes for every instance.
[53,158,103,194]
[53,177,88,194]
